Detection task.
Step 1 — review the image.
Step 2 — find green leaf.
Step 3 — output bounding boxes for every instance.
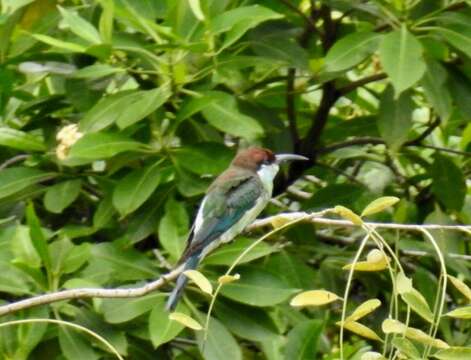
[0,167,55,200]
[196,315,242,360]
[88,242,157,282]
[32,33,86,52]
[158,197,189,260]
[203,237,275,266]
[201,92,264,139]
[173,142,234,175]
[434,347,471,359]
[379,25,425,96]
[421,59,452,122]
[433,25,471,59]
[79,86,171,132]
[93,195,116,229]
[305,184,364,211]
[101,293,164,323]
[58,6,101,44]
[325,32,381,72]
[211,5,283,51]
[58,327,99,360]
[214,300,278,342]
[445,306,471,319]
[68,132,142,160]
[391,338,421,360]
[285,320,323,360]
[0,127,45,151]
[26,202,52,272]
[219,266,298,306]
[0,260,33,295]
[14,307,49,360]
[11,225,41,268]
[377,85,414,150]
[401,288,434,323]
[149,298,189,348]
[112,161,162,216]
[43,180,81,214]
[430,154,466,211]
[73,64,123,79]
[361,196,400,217]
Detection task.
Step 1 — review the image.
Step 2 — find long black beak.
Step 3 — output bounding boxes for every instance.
[275,153,309,164]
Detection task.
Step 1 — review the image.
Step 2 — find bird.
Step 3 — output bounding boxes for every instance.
[165,147,308,311]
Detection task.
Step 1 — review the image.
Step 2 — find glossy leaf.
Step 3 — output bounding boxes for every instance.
[43,179,81,214]
[101,293,164,323]
[325,32,381,72]
[434,347,471,359]
[58,6,101,44]
[346,299,382,322]
[169,312,202,330]
[340,321,382,341]
[0,167,55,200]
[158,197,189,260]
[445,306,471,319]
[377,86,414,150]
[430,154,466,211]
[379,25,426,96]
[448,275,471,301]
[196,315,242,360]
[361,196,400,217]
[68,132,142,160]
[285,320,323,360]
[290,290,340,307]
[26,203,51,272]
[59,327,99,360]
[112,162,162,216]
[183,269,213,295]
[149,299,189,348]
[79,86,171,132]
[0,127,45,151]
[220,267,298,307]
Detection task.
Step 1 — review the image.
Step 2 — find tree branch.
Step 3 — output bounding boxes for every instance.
[286,68,300,149]
[0,212,470,317]
[338,73,387,95]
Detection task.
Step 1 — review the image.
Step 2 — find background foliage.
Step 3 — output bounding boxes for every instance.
[0,0,470,359]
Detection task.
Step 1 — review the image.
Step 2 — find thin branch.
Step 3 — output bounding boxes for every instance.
[286,68,300,148]
[0,154,29,171]
[278,0,319,35]
[405,117,441,145]
[338,73,387,95]
[0,213,469,317]
[0,265,184,317]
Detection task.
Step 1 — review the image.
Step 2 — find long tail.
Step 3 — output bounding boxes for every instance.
[165,254,200,311]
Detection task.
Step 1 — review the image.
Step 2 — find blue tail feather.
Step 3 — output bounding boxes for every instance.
[165,255,200,311]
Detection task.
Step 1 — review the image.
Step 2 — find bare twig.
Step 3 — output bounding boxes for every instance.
[338,73,387,95]
[0,212,469,317]
[0,154,29,171]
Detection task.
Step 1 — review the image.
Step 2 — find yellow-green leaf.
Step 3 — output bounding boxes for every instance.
[445,306,471,319]
[381,319,449,349]
[346,299,382,322]
[361,352,387,360]
[339,321,382,341]
[401,288,434,323]
[343,249,389,272]
[433,347,471,360]
[188,0,205,21]
[183,270,213,295]
[381,319,406,334]
[361,196,400,217]
[290,290,340,307]
[396,272,413,294]
[448,275,471,302]
[218,273,240,285]
[404,327,449,349]
[169,312,203,331]
[334,205,363,225]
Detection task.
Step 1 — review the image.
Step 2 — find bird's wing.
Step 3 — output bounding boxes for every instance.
[179,171,263,262]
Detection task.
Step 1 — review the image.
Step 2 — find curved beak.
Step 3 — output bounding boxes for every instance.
[275,153,309,164]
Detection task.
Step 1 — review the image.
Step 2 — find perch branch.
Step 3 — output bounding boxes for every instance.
[0,213,470,317]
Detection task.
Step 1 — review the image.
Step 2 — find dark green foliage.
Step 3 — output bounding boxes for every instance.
[0,0,470,359]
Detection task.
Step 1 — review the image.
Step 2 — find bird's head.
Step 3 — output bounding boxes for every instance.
[232,147,308,182]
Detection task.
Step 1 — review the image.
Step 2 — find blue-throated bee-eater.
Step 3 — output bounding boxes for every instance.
[166,147,308,311]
